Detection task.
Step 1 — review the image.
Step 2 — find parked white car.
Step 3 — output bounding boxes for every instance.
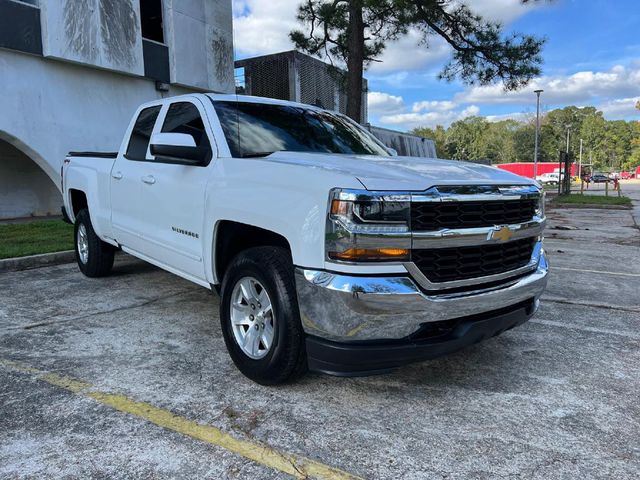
[62,94,548,384]
[535,172,562,185]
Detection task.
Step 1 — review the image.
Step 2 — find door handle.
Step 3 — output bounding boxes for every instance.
[111,171,123,180]
[141,175,156,185]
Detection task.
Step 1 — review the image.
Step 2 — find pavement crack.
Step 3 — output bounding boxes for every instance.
[542,297,640,313]
[19,289,195,330]
[531,318,640,340]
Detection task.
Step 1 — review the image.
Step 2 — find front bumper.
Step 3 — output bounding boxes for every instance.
[295,249,548,374]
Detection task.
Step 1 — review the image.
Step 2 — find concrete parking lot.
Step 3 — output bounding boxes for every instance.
[1,186,639,479]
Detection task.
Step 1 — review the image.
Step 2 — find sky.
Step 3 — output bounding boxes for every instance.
[232,0,640,132]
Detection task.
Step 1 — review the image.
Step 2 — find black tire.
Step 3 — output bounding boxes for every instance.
[219,246,307,385]
[74,209,115,278]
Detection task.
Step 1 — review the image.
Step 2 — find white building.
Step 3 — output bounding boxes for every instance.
[0,0,234,219]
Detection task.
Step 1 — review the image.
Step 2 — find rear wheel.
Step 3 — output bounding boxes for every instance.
[219,246,307,385]
[74,209,115,277]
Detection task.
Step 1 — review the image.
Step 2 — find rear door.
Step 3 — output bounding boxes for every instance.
[111,104,162,252]
[134,98,215,282]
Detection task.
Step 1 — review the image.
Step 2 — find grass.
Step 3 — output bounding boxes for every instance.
[553,194,632,207]
[0,220,74,260]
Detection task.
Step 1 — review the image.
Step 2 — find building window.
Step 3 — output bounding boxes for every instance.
[140,0,164,43]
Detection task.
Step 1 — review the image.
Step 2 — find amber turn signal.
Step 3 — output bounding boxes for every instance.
[329,248,409,262]
[330,199,350,216]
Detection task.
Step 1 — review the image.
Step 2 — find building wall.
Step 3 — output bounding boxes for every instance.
[0,140,60,218]
[0,48,192,186]
[164,0,234,91]
[40,0,145,76]
[367,126,437,158]
[0,0,234,219]
[236,51,369,124]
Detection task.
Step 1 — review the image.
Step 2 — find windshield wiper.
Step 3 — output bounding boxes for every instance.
[238,151,275,158]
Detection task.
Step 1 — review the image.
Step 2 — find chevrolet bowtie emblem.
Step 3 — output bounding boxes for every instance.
[491,226,514,242]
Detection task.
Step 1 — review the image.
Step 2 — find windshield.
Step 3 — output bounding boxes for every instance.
[212,101,390,158]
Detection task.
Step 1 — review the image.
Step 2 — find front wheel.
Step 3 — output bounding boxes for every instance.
[219,247,307,385]
[74,209,115,278]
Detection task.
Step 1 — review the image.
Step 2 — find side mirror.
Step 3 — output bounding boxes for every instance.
[387,147,398,157]
[149,133,209,165]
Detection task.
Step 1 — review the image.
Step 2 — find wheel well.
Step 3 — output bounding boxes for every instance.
[215,221,291,282]
[69,189,88,217]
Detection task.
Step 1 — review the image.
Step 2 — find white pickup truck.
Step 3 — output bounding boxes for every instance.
[62,94,548,384]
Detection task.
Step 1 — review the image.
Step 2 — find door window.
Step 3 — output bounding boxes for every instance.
[160,102,212,164]
[125,105,161,160]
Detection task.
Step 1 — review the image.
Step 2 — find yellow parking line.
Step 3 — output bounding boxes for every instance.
[0,359,361,480]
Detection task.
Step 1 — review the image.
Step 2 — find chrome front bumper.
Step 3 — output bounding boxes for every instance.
[295,247,548,342]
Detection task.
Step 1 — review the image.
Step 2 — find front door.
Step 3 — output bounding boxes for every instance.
[135,99,215,282]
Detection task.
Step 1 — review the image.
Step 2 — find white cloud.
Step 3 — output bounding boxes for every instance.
[379,105,480,130]
[368,92,406,115]
[233,0,299,56]
[412,100,457,113]
[465,0,544,24]
[456,64,640,106]
[233,0,541,68]
[597,96,640,119]
[369,33,450,74]
[485,111,532,123]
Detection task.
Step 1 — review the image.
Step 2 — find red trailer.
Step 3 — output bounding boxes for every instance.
[495,162,577,179]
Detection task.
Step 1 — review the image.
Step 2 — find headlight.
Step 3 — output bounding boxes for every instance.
[326,189,411,262]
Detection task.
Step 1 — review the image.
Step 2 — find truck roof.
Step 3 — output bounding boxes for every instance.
[136,93,328,112]
[206,94,326,111]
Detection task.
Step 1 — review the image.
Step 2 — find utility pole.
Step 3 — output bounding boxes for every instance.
[562,125,571,195]
[579,139,583,179]
[533,90,543,178]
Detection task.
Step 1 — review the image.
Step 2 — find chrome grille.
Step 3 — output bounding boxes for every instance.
[411,199,537,232]
[412,238,536,283]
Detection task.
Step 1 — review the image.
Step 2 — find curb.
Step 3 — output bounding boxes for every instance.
[0,250,76,273]
[548,203,631,210]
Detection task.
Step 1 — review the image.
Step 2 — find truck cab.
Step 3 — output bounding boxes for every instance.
[63,94,548,384]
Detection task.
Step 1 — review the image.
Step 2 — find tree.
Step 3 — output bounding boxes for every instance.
[291,1,407,121]
[513,122,536,163]
[580,112,606,169]
[411,125,447,156]
[445,116,491,161]
[408,104,638,171]
[484,119,520,163]
[630,102,640,170]
[291,0,547,121]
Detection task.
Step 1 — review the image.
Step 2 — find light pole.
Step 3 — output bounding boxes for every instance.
[533,89,543,178]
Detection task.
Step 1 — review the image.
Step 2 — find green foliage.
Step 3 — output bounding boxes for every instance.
[411,105,640,171]
[291,0,547,91]
[290,0,407,68]
[411,125,447,157]
[403,0,545,90]
[0,220,74,259]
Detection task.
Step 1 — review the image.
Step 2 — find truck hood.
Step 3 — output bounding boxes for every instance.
[262,152,535,190]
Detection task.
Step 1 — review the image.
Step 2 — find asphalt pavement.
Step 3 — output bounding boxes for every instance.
[1,184,639,479]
